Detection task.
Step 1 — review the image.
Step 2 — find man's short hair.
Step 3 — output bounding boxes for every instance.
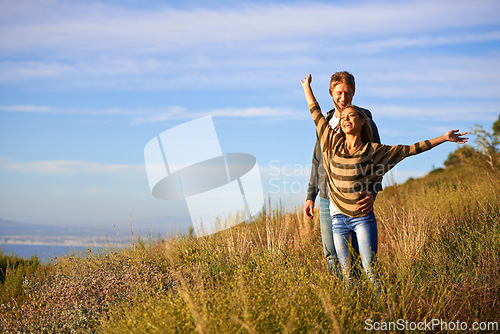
[330,71,355,94]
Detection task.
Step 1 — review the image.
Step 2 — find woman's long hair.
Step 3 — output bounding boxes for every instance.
[334,105,374,143]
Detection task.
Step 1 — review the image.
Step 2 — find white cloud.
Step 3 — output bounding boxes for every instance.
[1,101,497,125]
[0,104,144,115]
[341,31,500,55]
[0,0,498,96]
[0,105,53,113]
[0,1,498,123]
[351,54,500,100]
[1,0,499,54]
[368,105,496,121]
[132,106,306,124]
[0,157,144,177]
[0,104,307,121]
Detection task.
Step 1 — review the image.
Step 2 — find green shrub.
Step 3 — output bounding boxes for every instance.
[0,252,42,304]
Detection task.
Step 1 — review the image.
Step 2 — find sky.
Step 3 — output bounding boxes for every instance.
[1,0,499,237]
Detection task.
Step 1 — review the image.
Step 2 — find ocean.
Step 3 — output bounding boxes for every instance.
[0,243,110,263]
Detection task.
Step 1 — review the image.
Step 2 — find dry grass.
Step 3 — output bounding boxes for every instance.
[0,166,499,333]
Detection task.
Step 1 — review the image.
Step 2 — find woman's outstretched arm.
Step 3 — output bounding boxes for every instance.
[300,74,317,106]
[374,130,469,178]
[429,130,469,148]
[300,74,339,153]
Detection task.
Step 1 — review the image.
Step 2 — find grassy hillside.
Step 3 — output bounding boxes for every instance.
[1,166,499,333]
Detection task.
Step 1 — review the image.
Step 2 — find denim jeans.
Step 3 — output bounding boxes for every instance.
[319,197,359,277]
[332,211,378,281]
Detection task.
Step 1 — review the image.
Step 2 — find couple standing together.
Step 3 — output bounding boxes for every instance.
[301,71,467,283]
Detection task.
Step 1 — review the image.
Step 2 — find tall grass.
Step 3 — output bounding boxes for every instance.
[0,166,498,333]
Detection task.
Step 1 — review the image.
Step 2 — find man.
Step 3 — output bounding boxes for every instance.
[303,71,381,276]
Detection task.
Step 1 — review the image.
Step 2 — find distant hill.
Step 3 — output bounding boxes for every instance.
[0,215,192,245]
[0,218,101,237]
[0,218,125,245]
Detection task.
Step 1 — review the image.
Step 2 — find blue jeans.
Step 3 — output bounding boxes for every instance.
[332,211,378,281]
[319,197,359,277]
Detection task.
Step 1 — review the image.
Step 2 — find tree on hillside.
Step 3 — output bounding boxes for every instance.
[444,145,482,168]
[445,114,500,170]
[471,122,500,169]
[493,115,500,136]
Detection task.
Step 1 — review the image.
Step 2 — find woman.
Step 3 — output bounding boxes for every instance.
[300,74,468,282]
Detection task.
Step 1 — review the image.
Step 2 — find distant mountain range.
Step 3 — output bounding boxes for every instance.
[0,216,191,245]
[0,218,104,236]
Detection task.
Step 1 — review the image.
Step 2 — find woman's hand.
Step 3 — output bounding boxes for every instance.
[300,74,312,88]
[429,130,468,148]
[444,130,468,144]
[301,74,317,105]
[356,190,374,213]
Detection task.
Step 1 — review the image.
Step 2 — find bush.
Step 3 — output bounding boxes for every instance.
[0,251,44,304]
[0,250,27,284]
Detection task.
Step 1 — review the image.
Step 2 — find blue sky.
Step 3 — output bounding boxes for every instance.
[1,0,499,236]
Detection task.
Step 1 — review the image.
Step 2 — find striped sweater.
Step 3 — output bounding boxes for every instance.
[309,102,432,217]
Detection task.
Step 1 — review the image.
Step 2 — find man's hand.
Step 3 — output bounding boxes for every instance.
[356,190,374,213]
[303,200,315,219]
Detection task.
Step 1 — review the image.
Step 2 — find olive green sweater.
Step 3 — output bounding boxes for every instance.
[309,102,432,217]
